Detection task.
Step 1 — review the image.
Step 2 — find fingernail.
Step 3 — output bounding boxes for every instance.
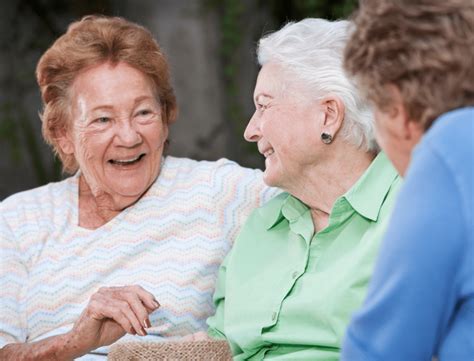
[153,300,160,308]
[141,327,147,336]
[144,318,152,328]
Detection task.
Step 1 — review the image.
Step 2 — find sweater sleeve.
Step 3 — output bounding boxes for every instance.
[211,159,279,250]
[0,205,28,348]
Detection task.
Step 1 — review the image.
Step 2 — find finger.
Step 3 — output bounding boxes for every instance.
[107,287,153,329]
[127,285,160,311]
[114,299,147,336]
[120,290,151,330]
[95,286,156,331]
[89,297,136,335]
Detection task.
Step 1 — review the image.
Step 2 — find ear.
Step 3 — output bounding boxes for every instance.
[387,86,422,143]
[56,128,75,155]
[319,95,345,138]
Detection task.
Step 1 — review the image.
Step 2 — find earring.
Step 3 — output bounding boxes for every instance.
[321,132,333,144]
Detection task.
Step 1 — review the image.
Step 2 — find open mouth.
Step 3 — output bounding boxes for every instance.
[109,153,146,166]
[263,149,274,158]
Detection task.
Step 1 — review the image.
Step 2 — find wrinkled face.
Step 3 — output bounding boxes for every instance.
[63,62,168,202]
[372,93,420,176]
[244,63,323,189]
[373,106,406,173]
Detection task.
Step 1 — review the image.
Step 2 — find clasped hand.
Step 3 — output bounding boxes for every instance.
[67,285,160,354]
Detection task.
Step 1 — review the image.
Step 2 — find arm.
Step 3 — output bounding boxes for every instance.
[211,159,280,251]
[1,197,161,360]
[206,160,266,339]
[341,149,466,360]
[1,333,84,361]
[1,285,160,360]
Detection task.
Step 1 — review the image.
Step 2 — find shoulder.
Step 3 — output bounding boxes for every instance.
[422,107,473,181]
[158,156,272,196]
[409,108,473,236]
[0,177,74,234]
[160,156,261,180]
[258,192,289,212]
[425,107,473,153]
[1,177,74,216]
[384,130,471,260]
[238,192,289,232]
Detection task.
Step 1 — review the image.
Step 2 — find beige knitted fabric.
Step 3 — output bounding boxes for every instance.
[108,340,233,360]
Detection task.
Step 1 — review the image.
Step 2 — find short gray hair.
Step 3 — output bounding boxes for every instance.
[257,18,378,152]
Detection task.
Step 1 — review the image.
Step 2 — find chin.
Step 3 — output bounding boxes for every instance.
[110,179,154,198]
[262,171,280,188]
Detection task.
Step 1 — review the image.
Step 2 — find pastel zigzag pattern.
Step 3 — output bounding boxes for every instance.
[0,156,279,353]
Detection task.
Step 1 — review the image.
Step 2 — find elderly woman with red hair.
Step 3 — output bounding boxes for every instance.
[0,16,277,360]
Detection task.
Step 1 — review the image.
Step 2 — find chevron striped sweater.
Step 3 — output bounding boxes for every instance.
[0,156,278,359]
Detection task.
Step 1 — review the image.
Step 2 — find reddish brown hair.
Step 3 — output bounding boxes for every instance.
[37,15,177,173]
[344,0,474,129]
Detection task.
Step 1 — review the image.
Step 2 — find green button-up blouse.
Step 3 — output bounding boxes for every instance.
[207,152,401,360]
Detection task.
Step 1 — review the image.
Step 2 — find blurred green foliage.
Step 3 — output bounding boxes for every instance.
[203,0,358,162]
[264,0,358,22]
[0,0,112,189]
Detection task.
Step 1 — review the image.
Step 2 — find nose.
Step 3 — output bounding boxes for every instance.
[115,120,142,147]
[244,112,261,142]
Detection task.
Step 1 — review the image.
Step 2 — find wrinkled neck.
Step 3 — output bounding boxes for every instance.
[78,175,132,229]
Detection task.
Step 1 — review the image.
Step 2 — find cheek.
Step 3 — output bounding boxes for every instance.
[152,123,168,144]
[148,123,168,148]
[74,130,109,164]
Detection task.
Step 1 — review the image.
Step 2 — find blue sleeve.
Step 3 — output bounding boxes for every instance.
[341,146,468,360]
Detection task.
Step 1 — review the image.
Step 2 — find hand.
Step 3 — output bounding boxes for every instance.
[67,285,160,355]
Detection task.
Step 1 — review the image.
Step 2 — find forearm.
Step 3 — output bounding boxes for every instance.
[0,332,86,361]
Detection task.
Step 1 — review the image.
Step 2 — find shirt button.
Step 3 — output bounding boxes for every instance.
[271,311,277,321]
[292,271,299,279]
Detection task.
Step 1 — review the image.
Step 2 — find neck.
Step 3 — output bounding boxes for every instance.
[285,143,376,230]
[78,175,134,229]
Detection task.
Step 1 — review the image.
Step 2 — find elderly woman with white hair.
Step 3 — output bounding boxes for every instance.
[206,18,402,360]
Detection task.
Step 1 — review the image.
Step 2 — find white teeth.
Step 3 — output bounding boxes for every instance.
[263,149,274,158]
[111,155,142,164]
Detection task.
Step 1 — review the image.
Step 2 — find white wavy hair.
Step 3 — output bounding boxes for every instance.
[257,18,378,151]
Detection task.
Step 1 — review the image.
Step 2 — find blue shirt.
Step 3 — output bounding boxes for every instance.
[341,107,474,361]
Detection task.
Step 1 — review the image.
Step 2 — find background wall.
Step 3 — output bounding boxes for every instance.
[0,0,356,200]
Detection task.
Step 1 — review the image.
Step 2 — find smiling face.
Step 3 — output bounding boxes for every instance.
[244,63,325,190]
[61,61,168,206]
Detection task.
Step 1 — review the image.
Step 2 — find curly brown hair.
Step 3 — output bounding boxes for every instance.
[344,0,474,130]
[36,15,178,173]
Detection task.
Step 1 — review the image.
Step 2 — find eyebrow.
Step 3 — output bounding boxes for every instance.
[254,93,273,103]
[90,96,157,112]
[133,95,156,105]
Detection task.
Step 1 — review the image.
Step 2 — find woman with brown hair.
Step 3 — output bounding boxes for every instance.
[342,0,474,359]
[0,16,277,360]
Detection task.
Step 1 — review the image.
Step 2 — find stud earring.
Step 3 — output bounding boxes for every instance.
[321,132,333,144]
